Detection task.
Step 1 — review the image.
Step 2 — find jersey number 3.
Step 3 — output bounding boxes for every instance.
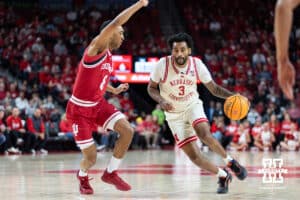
[178,85,185,96]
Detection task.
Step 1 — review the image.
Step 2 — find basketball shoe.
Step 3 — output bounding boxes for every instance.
[77,171,94,195]
[101,169,131,191]
[217,169,232,194]
[227,159,247,180]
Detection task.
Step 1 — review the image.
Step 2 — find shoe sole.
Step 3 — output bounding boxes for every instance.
[80,189,94,195]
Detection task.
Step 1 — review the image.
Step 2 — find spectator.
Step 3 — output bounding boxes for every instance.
[252,49,266,66]
[6,107,34,153]
[59,113,74,140]
[0,107,6,152]
[26,108,48,154]
[247,107,261,126]
[120,92,134,113]
[254,122,275,151]
[280,123,300,151]
[53,39,68,56]
[268,113,282,150]
[15,90,29,112]
[140,115,159,149]
[222,120,238,149]
[211,116,225,144]
[151,104,165,126]
[230,121,250,151]
[42,95,55,110]
[31,37,45,54]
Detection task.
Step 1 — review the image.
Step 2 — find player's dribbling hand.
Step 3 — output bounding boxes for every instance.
[277,59,295,100]
[115,83,129,94]
[159,99,174,112]
[139,0,149,7]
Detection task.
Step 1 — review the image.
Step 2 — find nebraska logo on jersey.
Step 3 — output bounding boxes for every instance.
[101,63,113,73]
[169,79,193,86]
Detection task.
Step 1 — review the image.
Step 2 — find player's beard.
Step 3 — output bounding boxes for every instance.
[175,56,187,66]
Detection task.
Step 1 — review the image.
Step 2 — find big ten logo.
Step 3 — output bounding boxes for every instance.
[258,158,288,184]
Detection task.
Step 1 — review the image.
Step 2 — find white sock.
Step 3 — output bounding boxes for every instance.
[107,156,122,173]
[223,155,233,165]
[217,168,227,178]
[79,169,87,177]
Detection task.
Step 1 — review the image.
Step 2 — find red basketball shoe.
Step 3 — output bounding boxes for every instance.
[77,171,94,195]
[101,169,131,191]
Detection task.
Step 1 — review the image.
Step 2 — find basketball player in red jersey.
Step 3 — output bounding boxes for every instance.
[275,0,300,100]
[66,0,148,195]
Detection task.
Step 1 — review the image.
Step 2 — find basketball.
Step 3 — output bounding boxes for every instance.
[224,94,250,120]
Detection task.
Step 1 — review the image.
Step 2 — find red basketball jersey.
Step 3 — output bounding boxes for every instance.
[70,48,113,107]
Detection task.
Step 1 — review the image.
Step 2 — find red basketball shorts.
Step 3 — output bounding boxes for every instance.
[66,98,125,149]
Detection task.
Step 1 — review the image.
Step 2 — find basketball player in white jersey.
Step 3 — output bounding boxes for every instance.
[147,33,247,194]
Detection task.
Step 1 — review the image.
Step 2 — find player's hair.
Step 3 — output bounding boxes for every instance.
[167,32,194,50]
[99,20,112,32]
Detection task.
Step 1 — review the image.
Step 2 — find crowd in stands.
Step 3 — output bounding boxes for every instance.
[0,1,300,154]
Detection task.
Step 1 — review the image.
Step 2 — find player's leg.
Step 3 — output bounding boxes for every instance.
[167,115,232,194]
[181,141,232,193]
[76,144,96,195]
[97,101,133,191]
[80,144,97,174]
[189,101,247,180]
[69,116,96,195]
[112,118,134,158]
[194,122,227,157]
[101,118,133,191]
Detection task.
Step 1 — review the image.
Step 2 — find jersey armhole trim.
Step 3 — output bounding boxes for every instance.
[193,57,201,83]
[161,56,169,83]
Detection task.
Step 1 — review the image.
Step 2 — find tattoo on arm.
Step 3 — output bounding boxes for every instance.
[213,85,234,99]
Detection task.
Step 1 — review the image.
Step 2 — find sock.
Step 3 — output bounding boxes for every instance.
[217,168,227,178]
[79,169,87,177]
[223,155,233,165]
[107,156,122,173]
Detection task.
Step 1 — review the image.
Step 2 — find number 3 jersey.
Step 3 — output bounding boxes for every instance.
[150,56,212,113]
[70,48,113,107]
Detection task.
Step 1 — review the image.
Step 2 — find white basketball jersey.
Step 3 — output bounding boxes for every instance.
[150,56,212,112]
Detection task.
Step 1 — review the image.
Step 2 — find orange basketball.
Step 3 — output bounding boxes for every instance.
[224,94,250,120]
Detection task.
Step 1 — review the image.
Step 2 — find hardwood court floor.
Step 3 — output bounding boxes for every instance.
[0,149,299,200]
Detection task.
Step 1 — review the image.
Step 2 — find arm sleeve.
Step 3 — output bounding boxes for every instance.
[195,58,213,83]
[26,118,35,133]
[150,58,165,83]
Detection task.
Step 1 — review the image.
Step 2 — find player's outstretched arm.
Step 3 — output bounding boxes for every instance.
[88,0,148,56]
[275,0,300,100]
[275,0,300,62]
[204,80,235,99]
[106,83,129,95]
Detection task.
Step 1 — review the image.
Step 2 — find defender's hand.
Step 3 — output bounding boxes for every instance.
[139,0,149,7]
[278,59,295,100]
[115,83,129,94]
